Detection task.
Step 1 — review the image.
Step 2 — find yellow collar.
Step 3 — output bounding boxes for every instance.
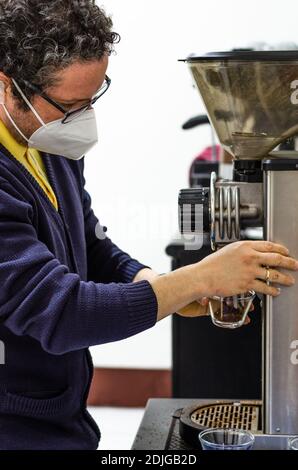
[0,119,58,210]
[0,119,28,160]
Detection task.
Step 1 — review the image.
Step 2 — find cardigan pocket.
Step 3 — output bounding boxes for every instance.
[0,387,74,418]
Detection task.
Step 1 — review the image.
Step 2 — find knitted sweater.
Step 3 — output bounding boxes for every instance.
[0,143,158,449]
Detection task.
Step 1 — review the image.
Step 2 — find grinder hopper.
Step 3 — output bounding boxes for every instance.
[183,51,298,159]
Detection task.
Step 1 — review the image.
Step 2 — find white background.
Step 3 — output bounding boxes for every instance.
[86,0,298,369]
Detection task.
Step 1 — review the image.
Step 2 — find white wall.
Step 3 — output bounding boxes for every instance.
[87,0,298,369]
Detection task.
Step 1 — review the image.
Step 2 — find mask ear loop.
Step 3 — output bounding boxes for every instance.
[12,78,47,128]
[2,104,30,142]
[0,80,30,142]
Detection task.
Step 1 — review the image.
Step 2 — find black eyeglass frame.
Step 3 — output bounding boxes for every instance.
[21,75,111,124]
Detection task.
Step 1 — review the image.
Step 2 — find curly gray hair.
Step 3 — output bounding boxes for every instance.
[0,0,120,109]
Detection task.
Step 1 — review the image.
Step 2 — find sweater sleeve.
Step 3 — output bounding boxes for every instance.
[0,181,158,355]
[83,188,149,283]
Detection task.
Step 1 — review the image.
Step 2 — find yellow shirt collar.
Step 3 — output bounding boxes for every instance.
[0,119,28,160]
[0,119,58,210]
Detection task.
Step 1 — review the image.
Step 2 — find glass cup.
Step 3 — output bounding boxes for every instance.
[288,436,298,450]
[199,428,255,450]
[208,290,255,329]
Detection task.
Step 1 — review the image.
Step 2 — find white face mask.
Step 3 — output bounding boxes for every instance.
[1,79,98,160]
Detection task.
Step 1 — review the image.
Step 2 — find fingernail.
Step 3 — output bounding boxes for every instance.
[295,261,298,269]
[276,288,281,295]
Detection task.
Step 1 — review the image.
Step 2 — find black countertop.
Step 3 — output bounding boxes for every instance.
[131,398,292,450]
[132,398,209,450]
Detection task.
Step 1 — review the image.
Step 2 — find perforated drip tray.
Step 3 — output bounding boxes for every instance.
[179,400,262,446]
[165,403,292,450]
[187,401,261,431]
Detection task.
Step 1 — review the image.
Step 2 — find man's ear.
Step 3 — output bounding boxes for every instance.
[0,73,11,104]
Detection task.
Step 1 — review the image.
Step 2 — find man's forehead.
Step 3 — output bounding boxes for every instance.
[46,58,108,101]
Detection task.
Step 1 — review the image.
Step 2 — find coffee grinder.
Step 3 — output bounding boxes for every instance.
[178,51,298,445]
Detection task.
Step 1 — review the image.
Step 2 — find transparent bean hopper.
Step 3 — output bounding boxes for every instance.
[178,51,298,448]
[187,51,298,160]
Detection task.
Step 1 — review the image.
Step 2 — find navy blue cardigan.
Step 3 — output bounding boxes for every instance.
[0,144,158,449]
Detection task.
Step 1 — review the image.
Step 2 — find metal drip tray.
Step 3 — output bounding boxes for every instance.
[179,401,262,447]
[189,401,260,431]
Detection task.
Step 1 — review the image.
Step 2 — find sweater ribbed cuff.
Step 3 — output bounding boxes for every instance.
[120,280,158,337]
[117,259,150,283]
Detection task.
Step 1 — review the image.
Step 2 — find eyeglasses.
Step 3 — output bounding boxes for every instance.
[21,75,111,124]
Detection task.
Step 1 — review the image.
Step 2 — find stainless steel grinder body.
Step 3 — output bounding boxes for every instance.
[263,158,298,434]
[179,50,298,436]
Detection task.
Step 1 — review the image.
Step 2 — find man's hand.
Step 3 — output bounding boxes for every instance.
[197,240,297,298]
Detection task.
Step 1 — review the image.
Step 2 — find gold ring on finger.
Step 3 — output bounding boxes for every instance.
[265,266,270,285]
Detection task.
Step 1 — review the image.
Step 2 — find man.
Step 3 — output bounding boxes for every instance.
[0,0,296,450]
